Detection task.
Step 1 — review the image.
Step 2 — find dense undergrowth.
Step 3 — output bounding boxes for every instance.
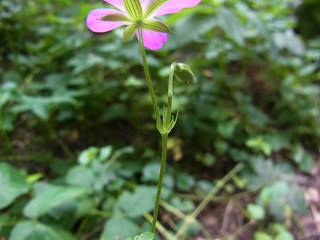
[1,0,319,239]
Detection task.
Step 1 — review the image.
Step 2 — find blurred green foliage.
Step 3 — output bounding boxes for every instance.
[0,0,319,239]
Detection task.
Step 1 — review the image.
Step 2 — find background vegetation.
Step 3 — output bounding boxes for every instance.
[1,0,319,239]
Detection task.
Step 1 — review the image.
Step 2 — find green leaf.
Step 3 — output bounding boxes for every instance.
[116,185,157,217]
[101,13,132,22]
[247,204,265,220]
[246,136,272,155]
[101,215,138,240]
[142,162,160,182]
[144,0,168,19]
[66,166,95,188]
[9,221,76,240]
[217,121,236,139]
[254,232,272,240]
[98,146,113,161]
[134,232,154,240]
[202,153,216,166]
[165,13,216,50]
[0,163,30,210]
[26,173,44,183]
[124,24,138,43]
[258,181,308,221]
[292,144,312,173]
[142,20,171,33]
[272,224,294,240]
[176,173,195,191]
[23,186,86,218]
[216,8,244,46]
[124,0,143,20]
[78,147,99,165]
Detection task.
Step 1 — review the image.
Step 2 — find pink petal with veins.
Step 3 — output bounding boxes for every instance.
[103,0,126,12]
[87,8,129,33]
[140,0,152,11]
[136,29,168,50]
[152,0,202,17]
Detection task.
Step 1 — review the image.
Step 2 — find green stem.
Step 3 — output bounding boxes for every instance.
[151,133,168,233]
[138,27,159,118]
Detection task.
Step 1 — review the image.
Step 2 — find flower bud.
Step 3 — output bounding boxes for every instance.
[173,63,196,84]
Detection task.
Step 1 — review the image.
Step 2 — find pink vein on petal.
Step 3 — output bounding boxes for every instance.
[87,8,129,33]
[152,0,202,17]
[136,29,168,50]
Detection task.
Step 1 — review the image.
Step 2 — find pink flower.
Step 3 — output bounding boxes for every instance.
[87,0,201,50]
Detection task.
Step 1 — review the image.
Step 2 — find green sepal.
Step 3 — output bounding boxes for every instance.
[124,0,143,20]
[144,0,168,19]
[173,63,196,84]
[156,111,165,135]
[123,24,138,43]
[156,109,179,135]
[142,20,171,33]
[167,109,179,133]
[101,13,132,22]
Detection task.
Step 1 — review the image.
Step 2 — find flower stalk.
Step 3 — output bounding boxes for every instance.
[138,26,170,233]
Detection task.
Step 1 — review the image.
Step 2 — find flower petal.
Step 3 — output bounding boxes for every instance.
[140,0,152,11]
[87,8,129,33]
[151,0,202,17]
[103,0,126,12]
[136,29,168,50]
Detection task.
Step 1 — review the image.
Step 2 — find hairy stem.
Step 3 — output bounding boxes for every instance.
[137,26,170,234]
[138,27,159,118]
[151,133,168,233]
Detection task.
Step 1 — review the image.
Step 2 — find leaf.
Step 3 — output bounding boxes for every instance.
[176,173,195,191]
[134,232,154,240]
[246,136,272,155]
[258,181,308,221]
[170,197,195,212]
[23,186,86,218]
[254,232,272,240]
[217,121,236,139]
[78,147,99,165]
[247,204,265,220]
[202,153,216,166]
[66,166,95,188]
[9,221,76,240]
[98,146,113,161]
[0,163,30,210]
[292,144,312,174]
[116,185,157,217]
[165,13,216,50]
[101,215,138,240]
[142,162,160,182]
[216,8,244,46]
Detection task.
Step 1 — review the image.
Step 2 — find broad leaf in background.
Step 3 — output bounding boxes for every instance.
[101,215,139,240]
[116,185,157,217]
[126,232,154,240]
[23,185,87,218]
[165,13,216,49]
[9,221,76,240]
[0,163,30,210]
[292,144,313,174]
[216,8,245,46]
